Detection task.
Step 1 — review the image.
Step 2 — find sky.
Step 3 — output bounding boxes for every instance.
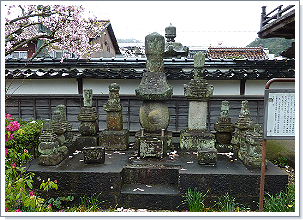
[3,1,299,47]
[81,1,299,47]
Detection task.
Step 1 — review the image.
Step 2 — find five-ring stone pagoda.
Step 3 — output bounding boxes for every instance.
[135,32,173,159]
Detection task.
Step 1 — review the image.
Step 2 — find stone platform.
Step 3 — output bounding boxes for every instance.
[25,148,288,211]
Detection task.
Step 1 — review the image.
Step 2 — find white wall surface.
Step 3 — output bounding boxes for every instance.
[7,78,288,96]
[6,78,78,94]
[245,80,295,95]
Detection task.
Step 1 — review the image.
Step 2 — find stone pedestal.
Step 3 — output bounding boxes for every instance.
[198,148,218,165]
[83,146,105,164]
[135,130,172,158]
[135,32,173,158]
[100,83,129,151]
[75,89,99,150]
[99,130,129,151]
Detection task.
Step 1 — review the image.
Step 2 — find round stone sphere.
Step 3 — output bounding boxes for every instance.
[215,132,232,144]
[139,101,169,133]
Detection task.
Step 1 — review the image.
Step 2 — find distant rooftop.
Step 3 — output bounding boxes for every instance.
[207,46,268,60]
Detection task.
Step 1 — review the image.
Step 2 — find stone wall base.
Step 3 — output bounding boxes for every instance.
[99,130,129,151]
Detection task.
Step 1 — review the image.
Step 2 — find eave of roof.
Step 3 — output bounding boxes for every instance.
[5,58,295,80]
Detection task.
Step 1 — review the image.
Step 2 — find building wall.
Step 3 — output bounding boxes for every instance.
[245,80,295,95]
[91,28,116,58]
[6,78,248,96]
[5,79,78,94]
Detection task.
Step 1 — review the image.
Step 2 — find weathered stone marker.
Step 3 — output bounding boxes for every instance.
[38,118,68,166]
[135,32,173,158]
[214,101,235,152]
[99,83,129,150]
[180,52,217,165]
[75,89,99,149]
[234,101,265,169]
[52,105,73,146]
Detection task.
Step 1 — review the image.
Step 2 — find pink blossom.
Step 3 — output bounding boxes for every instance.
[5,113,12,121]
[12,163,16,168]
[6,121,20,132]
[5,148,8,157]
[29,191,35,196]
[14,209,21,212]
[5,207,8,212]
[24,149,28,154]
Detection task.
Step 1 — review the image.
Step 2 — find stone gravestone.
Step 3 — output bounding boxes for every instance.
[37,118,68,166]
[234,101,265,169]
[75,89,99,149]
[179,52,217,165]
[135,32,173,159]
[99,83,129,150]
[214,101,235,152]
[52,105,73,146]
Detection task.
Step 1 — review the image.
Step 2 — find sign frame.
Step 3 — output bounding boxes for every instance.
[263,88,295,140]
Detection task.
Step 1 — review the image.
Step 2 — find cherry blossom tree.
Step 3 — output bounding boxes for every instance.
[5,4,103,61]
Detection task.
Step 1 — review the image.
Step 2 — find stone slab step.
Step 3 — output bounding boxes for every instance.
[119,184,183,210]
[121,184,179,195]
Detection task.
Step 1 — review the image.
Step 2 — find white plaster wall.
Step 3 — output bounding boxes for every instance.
[6,78,78,94]
[245,80,295,95]
[83,78,141,95]
[207,80,240,95]
[84,79,241,96]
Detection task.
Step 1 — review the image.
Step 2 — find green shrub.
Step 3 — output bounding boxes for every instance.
[6,118,43,160]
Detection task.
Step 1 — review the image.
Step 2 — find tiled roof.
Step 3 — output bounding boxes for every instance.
[207,47,268,60]
[5,58,295,80]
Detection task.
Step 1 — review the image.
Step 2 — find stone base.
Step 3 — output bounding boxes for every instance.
[75,135,99,150]
[238,149,266,170]
[99,130,129,151]
[180,129,215,151]
[135,131,172,159]
[38,152,66,166]
[83,146,105,164]
[198,148,218,165]
[216,143,234,153]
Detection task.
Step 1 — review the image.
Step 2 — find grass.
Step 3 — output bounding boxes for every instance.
[263,183,295,212]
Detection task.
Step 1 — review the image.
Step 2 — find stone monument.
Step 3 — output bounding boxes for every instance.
[164,24,189,58]
[37,118,68,166]
[135,32,173,159]
[52,105,73,146]
[234,101,265,169]
[214,100,235,152]
[179,52,217,165]
[99,83,129,150]
[75,89,99,149]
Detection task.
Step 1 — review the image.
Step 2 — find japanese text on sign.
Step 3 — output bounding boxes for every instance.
[266,93,295,137]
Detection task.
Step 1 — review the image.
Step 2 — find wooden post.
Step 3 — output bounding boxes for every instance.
[260,6,267,28]
[259,139,267,212]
